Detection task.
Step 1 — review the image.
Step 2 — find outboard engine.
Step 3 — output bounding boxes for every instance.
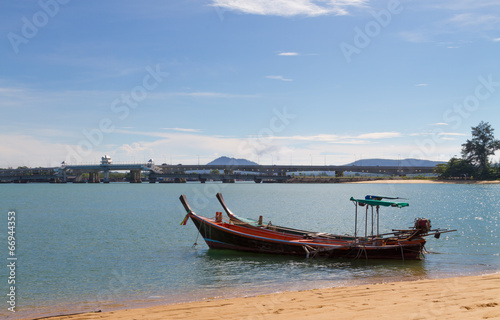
[414,218,431,234]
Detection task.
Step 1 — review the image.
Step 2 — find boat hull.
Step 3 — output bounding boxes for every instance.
[189,213,425,260]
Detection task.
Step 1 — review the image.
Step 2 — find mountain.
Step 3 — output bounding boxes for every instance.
[343,158,444,167]
[206,156,442,167]
[207,156,258,166]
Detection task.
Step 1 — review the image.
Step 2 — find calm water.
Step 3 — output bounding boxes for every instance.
[1,182,499,319]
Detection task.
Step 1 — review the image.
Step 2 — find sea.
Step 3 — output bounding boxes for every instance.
[1,182,499,319]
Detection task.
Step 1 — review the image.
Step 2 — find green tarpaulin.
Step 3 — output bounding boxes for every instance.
[350,197,409,208]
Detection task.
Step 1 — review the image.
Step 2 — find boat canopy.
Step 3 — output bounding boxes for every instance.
[350,197,409,208]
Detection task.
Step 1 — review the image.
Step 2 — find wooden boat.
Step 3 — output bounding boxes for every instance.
[180,194,456,260]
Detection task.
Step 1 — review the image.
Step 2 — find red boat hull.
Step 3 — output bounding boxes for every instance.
[189,212,425,260]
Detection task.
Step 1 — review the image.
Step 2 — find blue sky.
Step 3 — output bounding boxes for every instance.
[1,0,500,167]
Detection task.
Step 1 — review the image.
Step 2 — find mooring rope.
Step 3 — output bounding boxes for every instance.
[192,216,203,248]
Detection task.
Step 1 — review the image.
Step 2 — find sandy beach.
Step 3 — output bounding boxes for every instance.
[350,179,500,184]
[31,273,499,320]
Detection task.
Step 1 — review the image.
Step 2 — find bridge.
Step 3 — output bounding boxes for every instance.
[151,164,434,183]
[0,156,436,183]
[63,161,161,183]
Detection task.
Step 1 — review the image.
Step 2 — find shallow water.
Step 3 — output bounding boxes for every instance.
[1,182,498,319]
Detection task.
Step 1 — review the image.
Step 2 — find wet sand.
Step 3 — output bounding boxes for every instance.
[29,273,500,320]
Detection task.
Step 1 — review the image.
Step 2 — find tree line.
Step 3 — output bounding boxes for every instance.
[435,121,500,180]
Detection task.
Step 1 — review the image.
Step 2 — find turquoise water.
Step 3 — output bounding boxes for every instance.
[1,182,499,319]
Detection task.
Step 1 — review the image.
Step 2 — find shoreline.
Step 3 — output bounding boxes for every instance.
[349,178,500,184]
[286,177,500,184]
[20,273,500,320]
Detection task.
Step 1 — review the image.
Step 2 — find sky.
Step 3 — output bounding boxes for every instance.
[1,0,500,168]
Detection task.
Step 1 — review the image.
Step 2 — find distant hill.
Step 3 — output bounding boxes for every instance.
[206,156,442,167]
[207,156,258,166]
[344,158,444,167]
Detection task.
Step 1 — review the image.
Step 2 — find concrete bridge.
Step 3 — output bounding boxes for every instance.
[150,163,435,183]
[0,167,62,183]
[0,157,436,183]
[63,162,160,183]
[0,156,160,183]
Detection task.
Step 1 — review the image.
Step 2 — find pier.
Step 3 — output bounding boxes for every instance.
[0,156,436,184]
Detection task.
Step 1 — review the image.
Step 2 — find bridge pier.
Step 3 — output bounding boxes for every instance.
[103,169,110,183]
[88,172,100,183]
[73,173,85,183]
[130,170,142,183]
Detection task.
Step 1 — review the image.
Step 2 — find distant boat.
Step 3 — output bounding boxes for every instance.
[180,194,456,260]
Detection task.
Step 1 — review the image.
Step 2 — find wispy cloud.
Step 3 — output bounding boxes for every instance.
[399,31,430,43]
[415,83,429,87]
[262,131,401,144]
[277,52,300,56]
[355,132,401,139]
[438,132,466,141]
[399,2,500,44]
[447,13,500,29]
[439,132,466,137]
[169,91,259,98]
[432,0,500,11]
[410,131,466,140]
[162,127,202,133]
[108,129,411,165]
[266,75,293,82]
[210,0,367,17]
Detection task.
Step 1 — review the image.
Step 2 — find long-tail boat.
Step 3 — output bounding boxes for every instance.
[180,194,455,260]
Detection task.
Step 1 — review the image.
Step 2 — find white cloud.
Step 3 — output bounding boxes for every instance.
[278,52,300,56]
[432,0,500,11]
[493,37,500,42]
[399,2,500,44]
[438,132,466,137]
[210,0,367,17]
[0,128,454,167]
[162,128,202,133]
[415,83,429,87]
[266,75,293,82]
[260,131,401,143]
[447,13,500,29]
[0,134,102,168]
[409,131,466,142]
[355,132,401,139]
[399,31,429,43]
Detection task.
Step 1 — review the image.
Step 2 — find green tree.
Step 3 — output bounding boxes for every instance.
[491,161,500,179]
[461,121,500,179]
[435,157,475,178]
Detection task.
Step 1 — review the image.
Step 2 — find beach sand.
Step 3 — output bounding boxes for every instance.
[350,179,500,184]
[350,179,438,184]
[32,273,500,320]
